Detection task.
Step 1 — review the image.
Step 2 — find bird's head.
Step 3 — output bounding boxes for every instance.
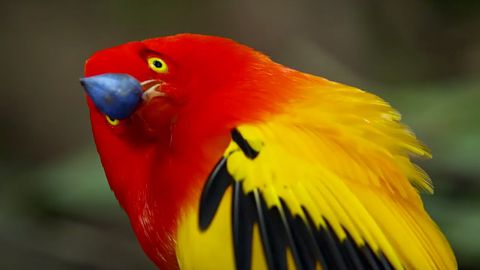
[82,34,271,140]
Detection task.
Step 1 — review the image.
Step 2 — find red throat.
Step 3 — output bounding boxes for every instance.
[89,102,231,269]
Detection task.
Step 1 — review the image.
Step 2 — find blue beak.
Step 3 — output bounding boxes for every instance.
[80,73,143,119]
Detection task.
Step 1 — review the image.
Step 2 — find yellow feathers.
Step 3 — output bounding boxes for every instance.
[176,78,456,270]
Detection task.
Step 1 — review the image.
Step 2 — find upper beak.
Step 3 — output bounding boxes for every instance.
[80,73,143,119]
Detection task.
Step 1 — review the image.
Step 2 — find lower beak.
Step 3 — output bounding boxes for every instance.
[80,73,143,119]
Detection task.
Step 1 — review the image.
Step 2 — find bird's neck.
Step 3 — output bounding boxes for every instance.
[121,129,230,268]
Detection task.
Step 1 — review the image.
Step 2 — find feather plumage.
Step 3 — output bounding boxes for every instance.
[83,34,455,270]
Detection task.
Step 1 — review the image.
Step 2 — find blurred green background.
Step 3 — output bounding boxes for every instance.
[1,0,479,269]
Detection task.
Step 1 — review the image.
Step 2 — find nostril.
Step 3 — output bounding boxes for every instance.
[141,79,163,92]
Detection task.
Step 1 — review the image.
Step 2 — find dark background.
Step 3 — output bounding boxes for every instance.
[1,0,479,269]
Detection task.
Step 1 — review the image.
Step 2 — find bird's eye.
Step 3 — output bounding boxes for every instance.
[106,115,120,126]
[147,57,168,73]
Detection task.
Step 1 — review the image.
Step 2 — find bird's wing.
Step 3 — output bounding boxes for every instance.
[179,81,456,270]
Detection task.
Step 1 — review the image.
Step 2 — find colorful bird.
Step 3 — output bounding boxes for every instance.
[80,34,456,270]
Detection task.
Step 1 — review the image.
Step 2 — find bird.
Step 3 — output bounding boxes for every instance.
[80,33,457,270]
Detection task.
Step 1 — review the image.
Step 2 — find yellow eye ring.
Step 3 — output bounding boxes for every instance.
[106,115,120,126]
[147,57,168,73]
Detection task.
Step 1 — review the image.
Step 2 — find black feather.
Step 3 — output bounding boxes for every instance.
[253,190,288,270]
[279,200,310,270]
[341,234,366,270]
[378,253,394,270]
[231,129,259,159]
[290,215,328,270]
[298,207,329,269]
[199,157,233,230]
[232,182,256,270]
[307,215,348,270]
[359,245,382,270]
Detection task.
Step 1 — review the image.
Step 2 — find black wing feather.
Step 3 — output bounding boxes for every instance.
[280,200,312,270]
[342,234,367,270]
[253,189,288,270]
[199,157,233,230]
[290,214,327,270]
[231,129,259,159]
[360,245,382,270]
[232,181,256,270]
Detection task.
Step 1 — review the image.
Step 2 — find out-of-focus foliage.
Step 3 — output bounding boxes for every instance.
[0,0,478,269]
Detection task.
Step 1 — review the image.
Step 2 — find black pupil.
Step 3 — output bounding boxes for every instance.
[153,60,163,68]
